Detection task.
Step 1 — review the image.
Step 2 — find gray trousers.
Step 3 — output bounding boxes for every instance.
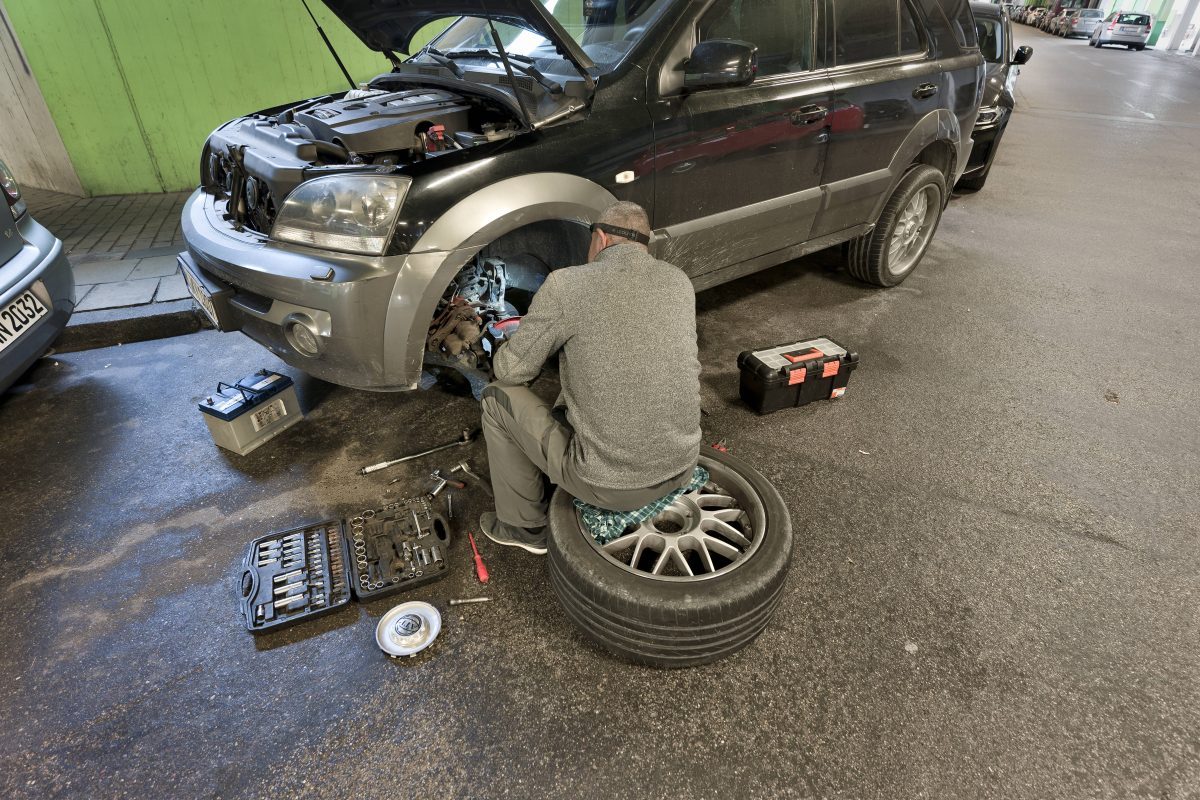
[480,383,690,528]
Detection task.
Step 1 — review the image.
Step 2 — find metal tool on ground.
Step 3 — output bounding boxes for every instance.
[449,597,491,606]
[467,532,490,584]
[450,461,494,497]
[360,429,479,475]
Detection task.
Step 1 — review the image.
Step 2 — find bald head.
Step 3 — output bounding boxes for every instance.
[589,201,652,261]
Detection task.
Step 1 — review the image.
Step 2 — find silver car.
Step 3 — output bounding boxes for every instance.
[1090,11,1153,49]
[1059,8,1105,37]
[0,159,75,393]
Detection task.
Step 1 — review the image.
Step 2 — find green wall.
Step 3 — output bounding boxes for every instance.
[4,1,446,195]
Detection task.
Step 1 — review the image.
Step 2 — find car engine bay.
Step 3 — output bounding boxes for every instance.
[202,83,523,235]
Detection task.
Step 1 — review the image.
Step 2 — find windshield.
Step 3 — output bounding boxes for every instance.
[422,0,675,75]
[975,17,1003,63]
[1116,13,1150,24]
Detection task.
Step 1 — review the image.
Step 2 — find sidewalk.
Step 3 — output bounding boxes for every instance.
[22,187,191,313]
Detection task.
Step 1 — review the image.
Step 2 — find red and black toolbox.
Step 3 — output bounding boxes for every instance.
[737,337,859,414]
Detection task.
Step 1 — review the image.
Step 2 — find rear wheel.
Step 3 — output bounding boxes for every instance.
[846,164,946,287]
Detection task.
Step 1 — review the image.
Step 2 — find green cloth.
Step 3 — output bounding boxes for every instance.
[575,466,709,545]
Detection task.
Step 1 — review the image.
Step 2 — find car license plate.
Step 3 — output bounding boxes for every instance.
[1121,26,1138,33]
[183,264,219,327]
[0,287,50,355]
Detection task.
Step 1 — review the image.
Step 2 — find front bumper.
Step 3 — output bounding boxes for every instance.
[181,188,458,391]
[963,123,1004,176]
[0,213,75,392]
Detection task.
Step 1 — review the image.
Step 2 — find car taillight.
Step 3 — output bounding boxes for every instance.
[1108,20,1116,29]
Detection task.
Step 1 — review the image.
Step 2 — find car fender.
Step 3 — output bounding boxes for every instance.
[867,107,964,224]
[383,172,618,389]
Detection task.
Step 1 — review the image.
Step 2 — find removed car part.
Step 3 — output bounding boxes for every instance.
[547,447,791,668]
[376,601,442,658]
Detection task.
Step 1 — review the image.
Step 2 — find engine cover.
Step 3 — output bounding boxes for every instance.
[295,89,471,154]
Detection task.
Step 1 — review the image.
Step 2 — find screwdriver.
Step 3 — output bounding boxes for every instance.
[467,531,490,584]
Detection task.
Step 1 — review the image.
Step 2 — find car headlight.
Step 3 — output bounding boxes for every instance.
[272,174,411,256]
[0,159,27,220]
[974,104,1009,128]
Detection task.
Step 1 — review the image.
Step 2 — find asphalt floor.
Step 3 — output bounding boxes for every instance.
[1,28,1197,800]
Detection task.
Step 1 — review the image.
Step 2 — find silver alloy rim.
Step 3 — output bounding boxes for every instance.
[887,185,938,276]
[580,456,766,582]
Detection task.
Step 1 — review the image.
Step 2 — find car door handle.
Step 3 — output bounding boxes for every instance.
[790,105,828,126]
[912,83,939,99]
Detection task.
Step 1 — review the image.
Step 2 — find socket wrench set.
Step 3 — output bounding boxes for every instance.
[238,520,351,632]
[349,495,451,600]
[238,496,450,633]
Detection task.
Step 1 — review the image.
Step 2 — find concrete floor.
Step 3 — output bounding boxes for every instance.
[2,29,1198,800]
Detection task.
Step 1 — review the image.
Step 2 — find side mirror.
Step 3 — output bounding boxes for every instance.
[684,40,757,90]
[1012,45,1033,65]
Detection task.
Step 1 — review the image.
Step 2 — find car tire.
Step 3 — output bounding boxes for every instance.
[846,164,946,287]
[546,447,793,668]
[1135,45,1145,51]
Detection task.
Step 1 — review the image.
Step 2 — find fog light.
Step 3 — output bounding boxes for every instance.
[284,317,321,357]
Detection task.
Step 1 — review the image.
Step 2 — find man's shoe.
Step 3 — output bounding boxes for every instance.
[480,512,548,555]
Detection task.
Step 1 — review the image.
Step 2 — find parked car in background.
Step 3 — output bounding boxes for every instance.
[0,159,74,394]
[1047,11,1073,34]
[181,0,985,393]
[959,2,1033,191]
[1041,10,1066,31]
[1025,8,1048,27]
[1060,8,1106,37]
[1090,11,1153,48]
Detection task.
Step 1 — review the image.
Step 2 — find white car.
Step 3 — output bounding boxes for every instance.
[1090,11,1153,49]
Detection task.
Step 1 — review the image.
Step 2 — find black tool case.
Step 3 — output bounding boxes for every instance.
[737,337,859,414]
[238,497,451,633]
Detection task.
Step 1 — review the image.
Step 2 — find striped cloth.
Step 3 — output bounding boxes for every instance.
[575,466,710,545]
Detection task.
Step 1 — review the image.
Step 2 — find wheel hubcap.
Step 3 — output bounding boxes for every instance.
[581,456,766,582]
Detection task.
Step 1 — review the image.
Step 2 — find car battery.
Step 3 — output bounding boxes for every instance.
[737,337,859,414]
[199,368,303,455]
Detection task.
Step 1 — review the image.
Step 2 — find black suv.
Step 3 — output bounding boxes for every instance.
[181,0,983,392]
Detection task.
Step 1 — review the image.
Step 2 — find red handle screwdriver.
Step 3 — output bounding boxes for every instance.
[467,532,490,584]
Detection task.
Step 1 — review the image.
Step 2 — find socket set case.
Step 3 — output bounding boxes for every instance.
[737,337,859,414]
[238,497,450,633]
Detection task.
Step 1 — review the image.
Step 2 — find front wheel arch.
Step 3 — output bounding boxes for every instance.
[382,173,617,389]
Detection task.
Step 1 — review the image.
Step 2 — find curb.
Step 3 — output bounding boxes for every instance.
[55,299,210,353]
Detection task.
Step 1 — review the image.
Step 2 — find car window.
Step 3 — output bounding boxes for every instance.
[948,0,979,48]
[1081,10,1104,17]
[831,0,925,66]
[1116,13,1150,24]
[975,17,1002,63]
[698,0,816,75]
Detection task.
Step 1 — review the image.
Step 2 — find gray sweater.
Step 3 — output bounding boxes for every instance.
[493,243,702,490]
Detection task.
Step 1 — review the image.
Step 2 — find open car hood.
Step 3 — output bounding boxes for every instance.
[320,0,595,72]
